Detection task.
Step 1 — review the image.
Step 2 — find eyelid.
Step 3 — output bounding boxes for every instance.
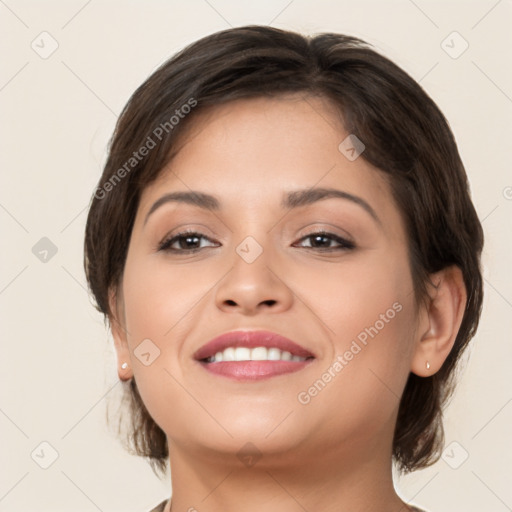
[296,222,355,243]
[157,222,217,243]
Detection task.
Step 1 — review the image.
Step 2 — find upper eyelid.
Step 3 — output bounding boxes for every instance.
[160,221,353,239]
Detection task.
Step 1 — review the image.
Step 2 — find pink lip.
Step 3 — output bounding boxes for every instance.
[200,360,313,381]
[193,329,315,361]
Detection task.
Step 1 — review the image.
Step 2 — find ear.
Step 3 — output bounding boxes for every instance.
[411,265,467,377]
[108,286,133,381]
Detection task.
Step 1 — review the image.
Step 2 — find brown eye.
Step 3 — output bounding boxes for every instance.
[295,231,355,251]
[158,231,218,253]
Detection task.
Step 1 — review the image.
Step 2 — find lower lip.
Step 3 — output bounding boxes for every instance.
[198,360,314,381]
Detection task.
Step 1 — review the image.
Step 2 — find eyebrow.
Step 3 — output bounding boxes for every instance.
[144,187,380,225]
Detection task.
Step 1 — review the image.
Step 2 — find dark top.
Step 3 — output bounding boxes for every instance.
[146,499,426,511]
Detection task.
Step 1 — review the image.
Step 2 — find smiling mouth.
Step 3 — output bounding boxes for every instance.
[198,346,314,381]
[194,329,316,380]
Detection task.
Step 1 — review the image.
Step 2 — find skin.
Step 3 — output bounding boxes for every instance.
[110,95,467,512]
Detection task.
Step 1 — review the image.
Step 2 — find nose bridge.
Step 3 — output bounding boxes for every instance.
[230,230,276,288]
[230,213,275,268]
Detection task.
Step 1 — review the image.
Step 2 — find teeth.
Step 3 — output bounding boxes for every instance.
[206,346,308,363]
[251,347,268,360]
[267,348,281,361]
[235,347,251,360]
[223,347,235,361]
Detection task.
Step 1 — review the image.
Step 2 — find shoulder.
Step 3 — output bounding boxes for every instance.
[145,498,169,512]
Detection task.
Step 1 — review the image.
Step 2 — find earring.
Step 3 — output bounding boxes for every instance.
[121,362,128,369]
[426,361,431,370]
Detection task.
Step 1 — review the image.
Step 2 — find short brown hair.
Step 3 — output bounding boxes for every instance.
[84,25,484,477]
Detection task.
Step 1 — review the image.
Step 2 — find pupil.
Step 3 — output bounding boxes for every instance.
[182,235,199,248]
[313,235,328,247]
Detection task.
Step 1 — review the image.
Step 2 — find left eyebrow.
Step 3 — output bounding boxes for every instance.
[144,187,381,226]
[282,187,381,225]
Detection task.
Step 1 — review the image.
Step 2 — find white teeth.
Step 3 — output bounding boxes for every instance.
[206,346,308,363]
[234,347,251,361]
[251,347,268,360]
[267,348,281,361]
[280,350,292,361]
[223,347,235,361]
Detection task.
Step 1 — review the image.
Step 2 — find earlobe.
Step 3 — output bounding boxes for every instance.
[411,265,467,377]
[108,287,133,381]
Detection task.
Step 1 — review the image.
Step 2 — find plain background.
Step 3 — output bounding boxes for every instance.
[1,1,511,511]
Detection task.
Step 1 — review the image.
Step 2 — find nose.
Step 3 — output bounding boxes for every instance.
[214,241,294,316]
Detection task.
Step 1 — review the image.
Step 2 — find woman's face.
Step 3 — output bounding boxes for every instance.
[114,95,422,464]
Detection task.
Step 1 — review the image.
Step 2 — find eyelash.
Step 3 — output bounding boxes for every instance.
[157,229,355,254]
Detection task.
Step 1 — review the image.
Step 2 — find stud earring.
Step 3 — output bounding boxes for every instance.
[426,361,431,370]
[121,362,128,369]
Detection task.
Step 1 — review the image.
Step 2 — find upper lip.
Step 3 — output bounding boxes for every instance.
[194,330,316,361]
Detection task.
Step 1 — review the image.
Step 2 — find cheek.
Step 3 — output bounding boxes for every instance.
[120,252,226,420]
[122,253,207,340]
[120,255,206,433]
[295,250,414,345]
[296,251,416,403]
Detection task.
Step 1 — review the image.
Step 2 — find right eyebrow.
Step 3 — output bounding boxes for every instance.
[144,191,219,225]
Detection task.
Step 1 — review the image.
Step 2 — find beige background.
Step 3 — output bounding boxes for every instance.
[1,1,511,511]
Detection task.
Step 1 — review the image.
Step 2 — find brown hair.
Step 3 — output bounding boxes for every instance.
[84,25,484,477]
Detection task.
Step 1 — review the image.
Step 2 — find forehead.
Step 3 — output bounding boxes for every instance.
[137,95,396,223]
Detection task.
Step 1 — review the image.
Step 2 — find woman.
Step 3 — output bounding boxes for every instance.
[84,25,483,512]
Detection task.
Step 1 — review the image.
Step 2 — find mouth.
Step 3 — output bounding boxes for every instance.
[194,329,315,381]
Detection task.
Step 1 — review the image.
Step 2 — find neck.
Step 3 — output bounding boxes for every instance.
[164,440,408,512]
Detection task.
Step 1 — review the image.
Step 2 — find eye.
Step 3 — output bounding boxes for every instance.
[158,230,219,253]
[294,231,355,252]
[157,230,355,254]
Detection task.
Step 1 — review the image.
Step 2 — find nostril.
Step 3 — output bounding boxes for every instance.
[222,298,277,307]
